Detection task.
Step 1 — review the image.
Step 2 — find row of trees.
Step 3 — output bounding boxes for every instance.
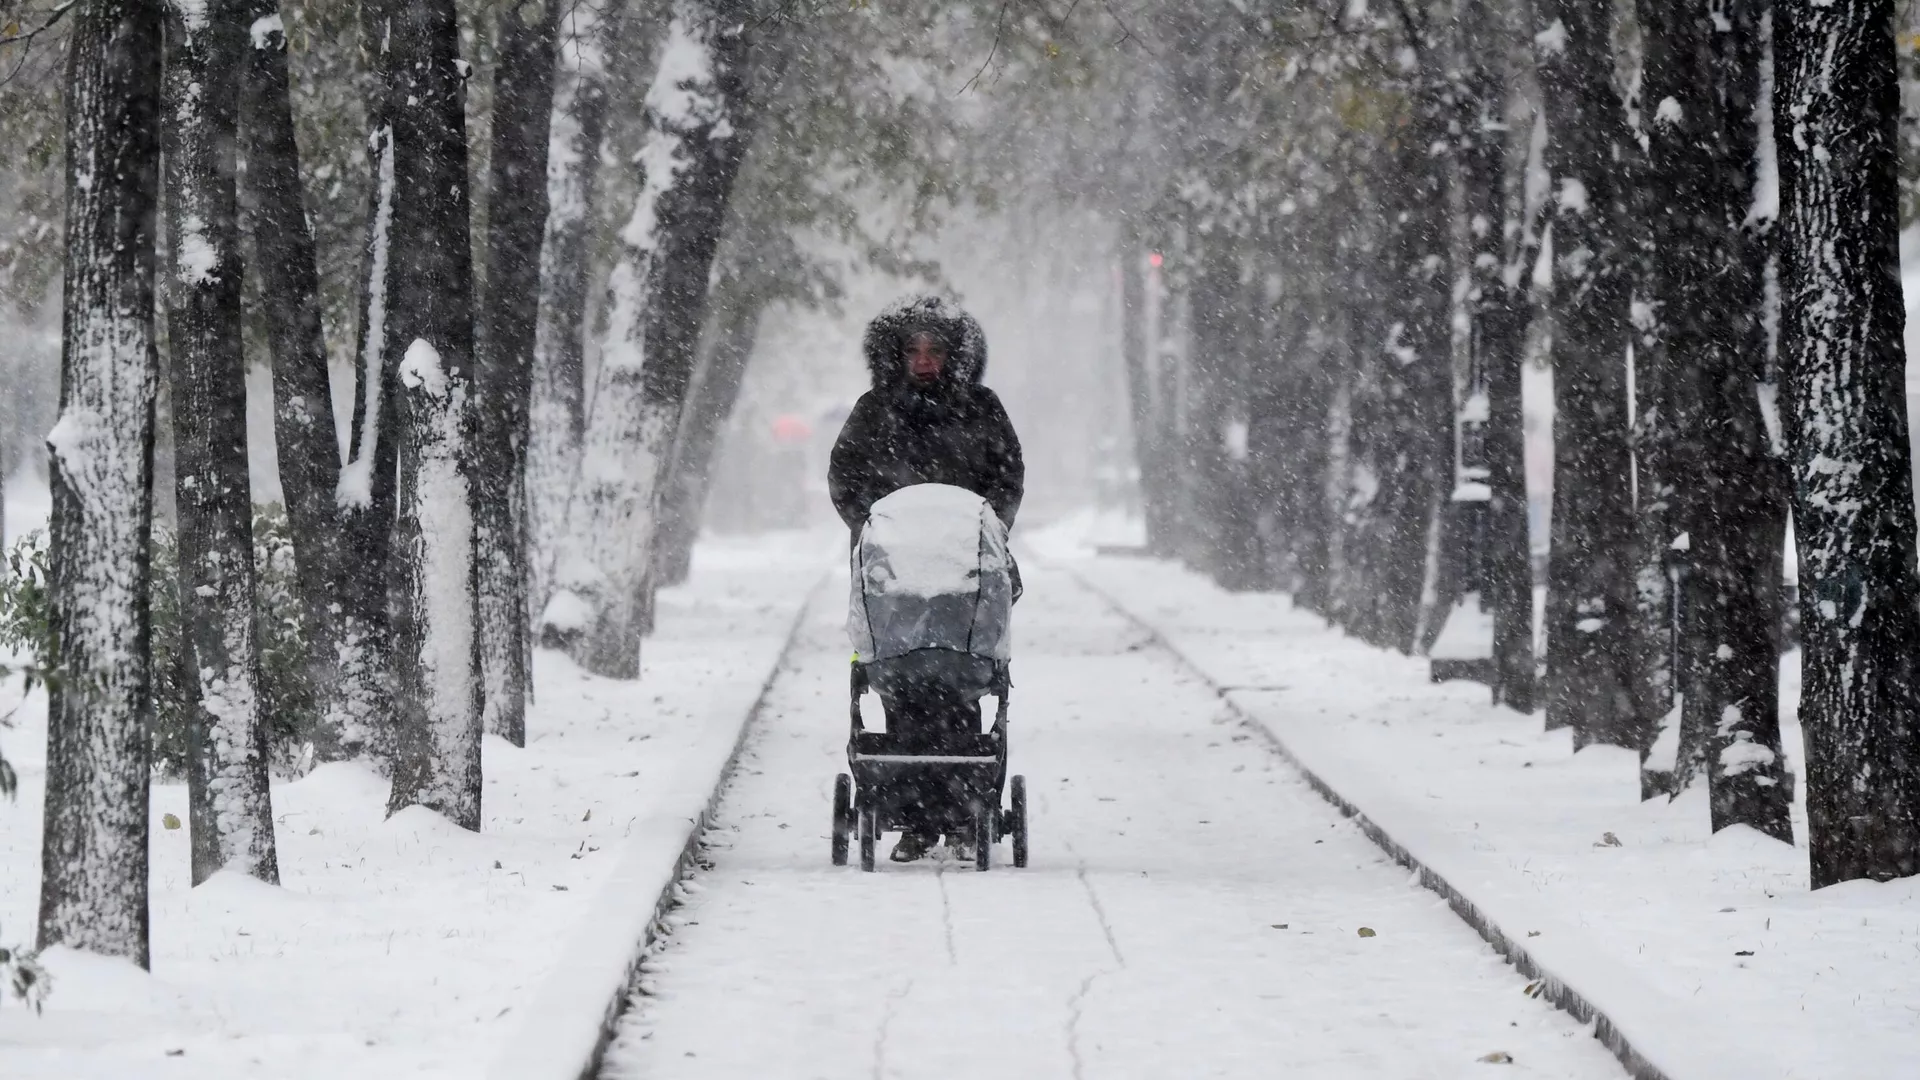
[1096,0,1919,888]
[11,0,991,970]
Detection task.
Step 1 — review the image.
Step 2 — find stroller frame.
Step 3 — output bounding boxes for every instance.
[831,654,1029,871]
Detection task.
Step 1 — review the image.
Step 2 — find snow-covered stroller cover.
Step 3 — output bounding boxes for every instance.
[847,484,1013,664]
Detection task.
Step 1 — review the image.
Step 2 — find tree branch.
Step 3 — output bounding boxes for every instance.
[0,0,75,46]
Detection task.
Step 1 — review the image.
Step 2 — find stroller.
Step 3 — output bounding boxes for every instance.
[831,483,1029,871]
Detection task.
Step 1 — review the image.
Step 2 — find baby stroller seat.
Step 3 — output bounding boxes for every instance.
[832,484,1029,871]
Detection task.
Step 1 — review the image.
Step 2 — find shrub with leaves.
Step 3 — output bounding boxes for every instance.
[252,503,317,772]
[149,505,316,778]
[0,531,57,799]
[0,936,47,1013]
[0,537,53,1010]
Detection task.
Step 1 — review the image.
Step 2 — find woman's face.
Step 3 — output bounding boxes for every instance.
[905,332,948,383]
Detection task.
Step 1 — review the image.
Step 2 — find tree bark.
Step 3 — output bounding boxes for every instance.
[1532,0,1646,749]
[476,0,560,748]
[527,0,627,614]
[237,0,345,760]
[164,0,280,886]
[1776,0,1920,883]
[539,0,758,678]
[38,0,164,967]
[374,0,484,829]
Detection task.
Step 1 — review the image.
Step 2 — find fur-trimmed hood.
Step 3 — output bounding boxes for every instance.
[861,294,988,388]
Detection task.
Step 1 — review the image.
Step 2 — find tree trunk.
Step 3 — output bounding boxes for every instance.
[1118,219,1158,548]
[1382,64,1456,655]
[475,0,560,748]
[1532,0,1646,749]
[527,0,627,614]
[375,0,484,829]
[237,0,345,760]
[164,0,280,886]
[1459,9,1538,712]
[1776,0,1920,884]
[1180,233,1240,583]
[38,0,164,967]
[539,0,757,678]
[1641,0,1795,834]
[333,0,406,762]
[1630,0,1687,795]
[655,286,763,588]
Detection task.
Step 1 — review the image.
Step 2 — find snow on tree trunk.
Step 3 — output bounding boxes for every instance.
[1532,0,1647,750]
[37,0,164,967]
[387,341,483,827]
[527,0,626,614]
[164,0,280,886]
[1776,0,1920,884]
[655,286,762,589]
[539,0,756,679]
[475,0,560,748]
[237,0,346,761]
[374,0,484,828]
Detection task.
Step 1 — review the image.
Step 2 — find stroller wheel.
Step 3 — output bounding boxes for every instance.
[972,800,992,871]
[831,774,853,866]
[1010,775,1029,868]
[858,804,878,872]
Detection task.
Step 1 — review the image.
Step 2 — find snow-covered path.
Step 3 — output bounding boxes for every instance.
[599,563,1626,1079]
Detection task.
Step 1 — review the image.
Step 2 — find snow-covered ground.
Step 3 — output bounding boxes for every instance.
[0,533,828,1079]
[1034,525,1917,1080]
[599,559,1625,1079]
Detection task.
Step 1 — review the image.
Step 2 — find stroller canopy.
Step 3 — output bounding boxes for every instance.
[848,484,1013,664]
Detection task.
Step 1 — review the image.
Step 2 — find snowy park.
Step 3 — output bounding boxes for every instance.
[6,0,1920,1078]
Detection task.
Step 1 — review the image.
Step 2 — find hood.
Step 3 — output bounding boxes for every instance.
[861,294,988,388]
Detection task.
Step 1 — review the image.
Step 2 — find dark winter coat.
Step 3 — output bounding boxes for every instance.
[829,295,1025,533]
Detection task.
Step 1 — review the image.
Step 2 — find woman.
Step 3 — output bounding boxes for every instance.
[829,295,1024,861]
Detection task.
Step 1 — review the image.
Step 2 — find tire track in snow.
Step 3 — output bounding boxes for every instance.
[1064,970,1106,1080]
[934,869,959,966]
[870,978,914,1080]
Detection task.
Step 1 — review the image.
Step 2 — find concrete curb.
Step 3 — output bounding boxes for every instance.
[1057,560,1682,1080]
[487,577,824,1080]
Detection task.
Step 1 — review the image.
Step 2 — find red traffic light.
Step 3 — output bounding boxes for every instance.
[771,414,812,444]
